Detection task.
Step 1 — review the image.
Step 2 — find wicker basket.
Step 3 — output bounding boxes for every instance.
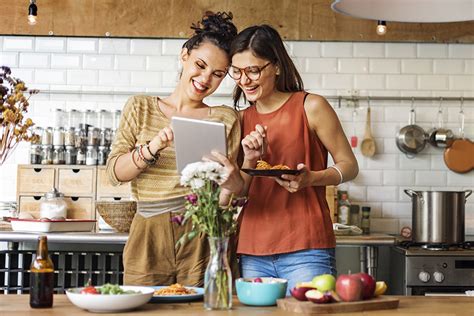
[96,201,137,232]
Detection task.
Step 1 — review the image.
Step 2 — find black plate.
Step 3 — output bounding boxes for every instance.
[241,168,302,177]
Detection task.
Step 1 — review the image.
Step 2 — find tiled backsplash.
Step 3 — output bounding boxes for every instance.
[0,36,472,234]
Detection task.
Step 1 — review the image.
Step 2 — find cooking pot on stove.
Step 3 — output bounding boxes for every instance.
[404,189,472,245]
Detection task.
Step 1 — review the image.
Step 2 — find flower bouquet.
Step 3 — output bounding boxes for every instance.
[176,161,245,310]
[0,66,39,165]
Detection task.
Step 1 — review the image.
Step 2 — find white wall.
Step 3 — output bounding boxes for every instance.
[0,36,472,234]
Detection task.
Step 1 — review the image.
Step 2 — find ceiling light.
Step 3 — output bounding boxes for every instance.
[28,0,37,26]
[376,20,387,35]
[331,0,474,23]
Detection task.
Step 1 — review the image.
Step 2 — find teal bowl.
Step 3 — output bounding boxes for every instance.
[235,277,288,306]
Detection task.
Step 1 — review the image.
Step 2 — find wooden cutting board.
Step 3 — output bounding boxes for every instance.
[277,296,399,314]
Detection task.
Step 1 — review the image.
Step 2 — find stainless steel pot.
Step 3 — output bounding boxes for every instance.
[404,189,472,245]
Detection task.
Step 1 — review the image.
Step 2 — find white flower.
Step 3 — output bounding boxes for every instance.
[180,161,225,189]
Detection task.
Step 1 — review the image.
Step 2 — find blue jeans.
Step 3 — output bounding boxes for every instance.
[240,248,336,295]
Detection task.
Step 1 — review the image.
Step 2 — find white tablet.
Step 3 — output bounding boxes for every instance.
[172,116,227,173]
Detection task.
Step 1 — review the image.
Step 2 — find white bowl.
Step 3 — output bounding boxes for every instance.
[66,286,154,313]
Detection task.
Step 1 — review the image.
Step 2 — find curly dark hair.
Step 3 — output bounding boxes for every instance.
[182,11,237,55]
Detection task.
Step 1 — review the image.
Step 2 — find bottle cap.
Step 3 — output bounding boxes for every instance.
[362,206,371,212]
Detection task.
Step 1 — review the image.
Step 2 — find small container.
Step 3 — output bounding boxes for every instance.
[86,145,97,166]
[41,127,53,146]
[87,128,99,146]
[41,145,53,165]
[52,146,65,165]
[53,127,65,146]
[65,146,77,165]
[76,147,86,165]
[337,191,351,225]
[97,146,108,165]
[30,236,54,308]
[75,128,87,149]
[39,188,68,219]
[64,127,76,146]
[30,144,42,164]
[350,204,360,227]
[361,206,371,235]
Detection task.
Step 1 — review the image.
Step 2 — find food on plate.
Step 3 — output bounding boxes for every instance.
[81,283,139,295]
[355,272,376,299]
[335,274,363,302]
[374,281,387,296]
[154,283,197,296]
[256,160,290,170]
[80,285,99,295]
[253,277,263,283]
[312,274,336,292]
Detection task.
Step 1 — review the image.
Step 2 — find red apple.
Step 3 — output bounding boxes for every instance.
[355,272,376,299]
[335,274,363,302]
[325,290,342,303]
[305,290,332,304]
[290,286,311,301]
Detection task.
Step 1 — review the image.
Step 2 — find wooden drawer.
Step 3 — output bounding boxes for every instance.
[18,196,94,220]
[57,167,96,196]
[96,167,131,198]
[17,166,55,195]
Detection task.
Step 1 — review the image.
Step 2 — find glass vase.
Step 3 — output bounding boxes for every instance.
[204,237,232,310]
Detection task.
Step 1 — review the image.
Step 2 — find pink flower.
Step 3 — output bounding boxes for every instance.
[170,214,185,225]
[185,193,198,205]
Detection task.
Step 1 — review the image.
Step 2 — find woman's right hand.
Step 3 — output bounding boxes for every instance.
[149,126,174,154]
[241,124,267,163]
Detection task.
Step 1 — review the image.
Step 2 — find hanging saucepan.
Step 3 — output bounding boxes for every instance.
[396,106,428,158]
[428,99,455,148]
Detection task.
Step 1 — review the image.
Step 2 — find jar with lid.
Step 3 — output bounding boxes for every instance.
[41,145,53,164]
[52,108,65,128]
[97,146,108,165]
[39,188,67,219]
[52,146,65,165]
[87,127,99,146]
[65,146,77,165]
[66,109,80,129]
[41,127,53,146]
[86,145,97,165]
[64,127,76,146]
[29,144,42,164]
[52,127,64,146]
[361,206,371,235]
[76,147,86,165]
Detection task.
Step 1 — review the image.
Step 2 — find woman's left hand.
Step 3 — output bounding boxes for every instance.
[275,163,319,193]
[208,151,244,194]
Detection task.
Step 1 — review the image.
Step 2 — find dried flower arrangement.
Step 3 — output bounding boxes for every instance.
[0,66,39,165]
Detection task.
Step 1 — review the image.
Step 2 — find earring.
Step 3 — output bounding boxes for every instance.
[276,68,280,76]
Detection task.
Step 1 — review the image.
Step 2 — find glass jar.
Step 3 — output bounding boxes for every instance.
[41,127,53,146]
[361,206,371,235]
[64,127,76,146]
[40,145,53,165]
[97,146,108,165]
[65,146,77,165]
[76,147,86,165]
[87,128,99,146]
[29,144,42,164]
[52,127,64,146]
[52,146,65,165]
[86,145,97,165]
[39,188,67,219]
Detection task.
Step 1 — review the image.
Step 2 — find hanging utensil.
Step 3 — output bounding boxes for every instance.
[395,99,428,158]
[428,97,454,148]
[360,98,376,157]
[350,107,358,150]
[444,98,474,173]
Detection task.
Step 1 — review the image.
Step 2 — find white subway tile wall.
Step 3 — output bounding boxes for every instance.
[0,37,472,234]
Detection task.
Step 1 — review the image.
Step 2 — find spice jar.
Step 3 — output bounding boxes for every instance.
[29,144,42,164]
[39,188,68,219]
[86,145,97,165]
[52,145,65,165]
[40,145,53,165]
[65,146,77,165]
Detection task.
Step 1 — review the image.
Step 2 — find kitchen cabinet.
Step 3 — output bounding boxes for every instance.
[16,165,130,220]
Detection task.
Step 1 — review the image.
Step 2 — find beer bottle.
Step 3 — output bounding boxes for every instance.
[30,236,54,308]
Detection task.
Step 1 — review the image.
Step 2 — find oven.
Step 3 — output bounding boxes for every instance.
[390,243,474,296]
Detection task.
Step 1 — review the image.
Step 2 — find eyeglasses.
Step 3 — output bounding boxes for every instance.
[228,62,271,81]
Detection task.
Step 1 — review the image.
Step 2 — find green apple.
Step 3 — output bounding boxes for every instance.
[312,274,336,292]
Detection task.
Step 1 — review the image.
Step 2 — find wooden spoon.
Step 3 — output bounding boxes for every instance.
[360,106,376,157]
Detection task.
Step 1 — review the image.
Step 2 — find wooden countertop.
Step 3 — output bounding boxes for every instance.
[1,295,473,315]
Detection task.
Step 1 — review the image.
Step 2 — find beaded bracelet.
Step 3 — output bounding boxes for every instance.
[145,141,161,160]
[131,149,146,170]
[136,144,157,166]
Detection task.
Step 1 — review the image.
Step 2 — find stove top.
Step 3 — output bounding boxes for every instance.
[396,241,474,256]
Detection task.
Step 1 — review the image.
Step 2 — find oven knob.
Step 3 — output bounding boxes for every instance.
[433,271,445,283]
[418,271,430,283]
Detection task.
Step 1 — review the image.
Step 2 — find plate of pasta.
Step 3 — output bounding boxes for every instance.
[242,160,302,177]
[150,283,204,303]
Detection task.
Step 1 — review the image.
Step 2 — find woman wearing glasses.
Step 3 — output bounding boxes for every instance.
[228,25,358,292]
[106,12,243,286]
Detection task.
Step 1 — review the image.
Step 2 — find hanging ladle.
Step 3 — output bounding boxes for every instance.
[360,97,376,157]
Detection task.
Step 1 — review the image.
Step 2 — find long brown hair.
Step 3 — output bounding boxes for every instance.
[229,24,304,109]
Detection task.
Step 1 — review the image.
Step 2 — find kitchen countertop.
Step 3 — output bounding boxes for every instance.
[1,295,474,315]
[0,230,397,246]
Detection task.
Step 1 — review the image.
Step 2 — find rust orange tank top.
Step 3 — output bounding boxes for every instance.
[238,91,336,255]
